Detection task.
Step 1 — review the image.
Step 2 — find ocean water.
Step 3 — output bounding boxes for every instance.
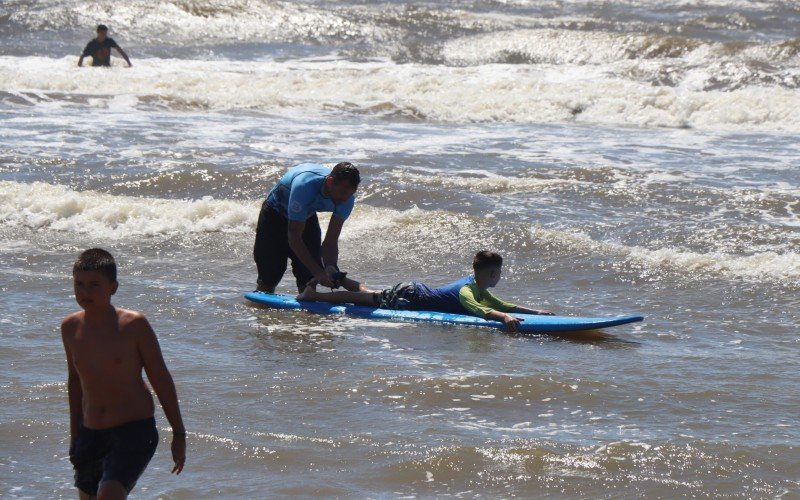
[1,0,798,497]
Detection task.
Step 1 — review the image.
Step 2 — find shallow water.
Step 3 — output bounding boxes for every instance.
[1,0,799,497]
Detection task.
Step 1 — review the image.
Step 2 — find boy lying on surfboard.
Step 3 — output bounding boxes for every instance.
[297,250,553,333]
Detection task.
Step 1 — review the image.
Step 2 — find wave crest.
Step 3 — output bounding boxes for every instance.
[0,180,257,237]
[3,56,800,131]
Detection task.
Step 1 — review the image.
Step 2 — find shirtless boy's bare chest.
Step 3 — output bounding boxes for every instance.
[70,327,142,382]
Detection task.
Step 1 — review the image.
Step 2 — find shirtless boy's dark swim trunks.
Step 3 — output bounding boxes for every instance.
[69,417,158,495]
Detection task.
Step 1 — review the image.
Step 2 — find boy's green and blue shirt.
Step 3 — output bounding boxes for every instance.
[401,276,517,318]
[458,281,517,318]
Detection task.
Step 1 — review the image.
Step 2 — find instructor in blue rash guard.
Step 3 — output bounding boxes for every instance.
[254,162,361,293]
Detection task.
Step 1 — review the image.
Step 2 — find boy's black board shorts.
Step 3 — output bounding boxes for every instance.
[377,282,420,310]
[70,417,158,495]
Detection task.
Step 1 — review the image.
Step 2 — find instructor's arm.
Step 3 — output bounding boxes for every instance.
[288,220,335,288]
[321,215,345,272]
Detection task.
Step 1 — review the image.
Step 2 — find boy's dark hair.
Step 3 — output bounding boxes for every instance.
[73,248,117,282]
[473,250,503,272]
[329,162,361,188]
[97,24,109,32]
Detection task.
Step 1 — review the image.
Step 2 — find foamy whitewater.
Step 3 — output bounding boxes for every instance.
[1,0,799,497]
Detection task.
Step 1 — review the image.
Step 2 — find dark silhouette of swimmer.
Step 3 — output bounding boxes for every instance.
[78,25,132,67]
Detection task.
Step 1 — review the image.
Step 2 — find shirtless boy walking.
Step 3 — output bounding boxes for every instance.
[61,249,186,499]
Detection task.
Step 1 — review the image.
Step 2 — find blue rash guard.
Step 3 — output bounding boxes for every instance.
[266,163,355,221]
[410,276,474,314]
[379,276,519,316]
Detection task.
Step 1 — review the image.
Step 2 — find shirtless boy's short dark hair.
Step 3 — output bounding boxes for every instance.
[330,161,361,187]
[473,250,503,272]
[73,248,116,282]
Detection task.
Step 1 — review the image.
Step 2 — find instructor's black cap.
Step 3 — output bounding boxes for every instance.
[97,24,108,32]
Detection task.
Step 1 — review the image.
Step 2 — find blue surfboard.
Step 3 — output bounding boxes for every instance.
[244,291,644,334]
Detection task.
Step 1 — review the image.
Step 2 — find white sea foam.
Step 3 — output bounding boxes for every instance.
[487,0,778,9]
[9,0,387,45]
[343,206,800,284]
[2,181,796,283]
[2,55,799,132]
[393,171,569,194]
[531,226,800,283]
[441,29,701,66]
[441,28,800,91]
[0,180,257,238]
[7,0,788,47]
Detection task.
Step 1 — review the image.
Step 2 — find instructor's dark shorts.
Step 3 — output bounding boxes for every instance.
[254,199,322,291]
[69,417,158,496]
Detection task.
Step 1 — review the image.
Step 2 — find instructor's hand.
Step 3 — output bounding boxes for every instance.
[314,271,336,289]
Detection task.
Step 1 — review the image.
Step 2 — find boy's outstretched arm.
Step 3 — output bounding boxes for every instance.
[459,286,522,332]
[135,315,186,474]
[511,305,554,316]
[61,320,83,450]
[484,309,523,333]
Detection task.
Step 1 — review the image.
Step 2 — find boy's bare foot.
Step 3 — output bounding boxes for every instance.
[296,286,318,301]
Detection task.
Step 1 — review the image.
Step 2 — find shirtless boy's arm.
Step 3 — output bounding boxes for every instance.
[61,316,83,449]
[133,314,186,474]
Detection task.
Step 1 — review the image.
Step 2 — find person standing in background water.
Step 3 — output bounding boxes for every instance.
[78,24,132,67]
